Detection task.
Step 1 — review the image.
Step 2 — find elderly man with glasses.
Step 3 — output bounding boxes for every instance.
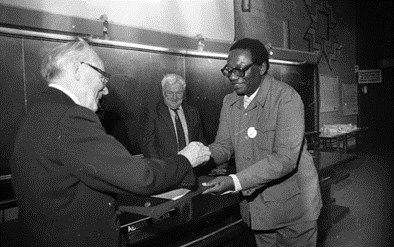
[10,38,210,247]
[203,38,322,247]
[140,73,207,159]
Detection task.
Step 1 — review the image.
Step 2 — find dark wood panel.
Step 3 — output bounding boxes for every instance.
[269,63,316,132]
[24,39,61,105]
[185,56,231,143]
[0,36,25,176]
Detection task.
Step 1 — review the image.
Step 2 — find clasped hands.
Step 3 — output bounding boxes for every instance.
[178,141,211,167]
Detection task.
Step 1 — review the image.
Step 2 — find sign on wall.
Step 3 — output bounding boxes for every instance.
[358,69,381,84]
[319,74,340,113]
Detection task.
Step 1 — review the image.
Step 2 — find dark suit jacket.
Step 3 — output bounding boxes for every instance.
[140,101,207,158]
[10,87,196,247]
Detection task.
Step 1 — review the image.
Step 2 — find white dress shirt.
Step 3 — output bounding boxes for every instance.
[49,84,81,105]
[168,106,190,146]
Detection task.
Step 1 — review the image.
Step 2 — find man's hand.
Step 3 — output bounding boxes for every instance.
[202,176,235,195]
[178,141,211,167]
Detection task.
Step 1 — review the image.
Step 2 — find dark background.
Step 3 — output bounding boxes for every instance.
[355,1,394,146]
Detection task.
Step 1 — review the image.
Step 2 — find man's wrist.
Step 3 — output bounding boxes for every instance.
[228,174,242,192]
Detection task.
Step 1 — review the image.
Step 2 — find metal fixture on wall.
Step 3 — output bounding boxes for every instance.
[196,33,205,52]
[0,26,227,60]
[99,14,109,40]
[265,43,274,56]
[242,0,251,12]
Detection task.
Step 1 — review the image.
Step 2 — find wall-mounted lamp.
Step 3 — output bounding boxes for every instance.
[99,14,109,40]
[196,33,205,52]
[265,43,273,56]
[337,44,343,56]
[362,85,368,94]
[242,0,251,12]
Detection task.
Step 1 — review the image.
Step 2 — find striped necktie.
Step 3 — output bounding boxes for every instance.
[172,108,186,151]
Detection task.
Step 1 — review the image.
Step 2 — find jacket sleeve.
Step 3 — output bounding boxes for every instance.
[57,106,194,196]
[140,107,160,158]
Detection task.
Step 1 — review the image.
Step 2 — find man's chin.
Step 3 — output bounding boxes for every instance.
[233,85,246,95]
[235,89,245,96]
[168,103,181,109]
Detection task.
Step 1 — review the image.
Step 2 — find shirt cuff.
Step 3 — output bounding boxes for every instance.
[229,174,242,192]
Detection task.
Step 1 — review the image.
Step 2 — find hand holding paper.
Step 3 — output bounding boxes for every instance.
[202,176,235,195]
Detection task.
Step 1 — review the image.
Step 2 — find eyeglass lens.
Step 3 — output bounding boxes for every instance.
[221,63,254,78]
[81,62,111,83]
[165,91,183,98]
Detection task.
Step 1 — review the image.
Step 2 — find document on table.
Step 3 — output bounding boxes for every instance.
[152,188,191,200]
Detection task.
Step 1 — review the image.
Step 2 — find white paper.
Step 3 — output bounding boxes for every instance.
[151,188,191,200]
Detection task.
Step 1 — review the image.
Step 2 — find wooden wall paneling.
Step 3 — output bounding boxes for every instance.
[23,39,60,106]
[0,36,25,176]
[184,56,231,144]
[269,63,317,133]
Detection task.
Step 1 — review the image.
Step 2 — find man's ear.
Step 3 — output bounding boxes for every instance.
[74,62,82,81]
[259,62,267,75]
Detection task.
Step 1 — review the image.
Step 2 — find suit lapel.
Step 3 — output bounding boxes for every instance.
[158,102,177,138]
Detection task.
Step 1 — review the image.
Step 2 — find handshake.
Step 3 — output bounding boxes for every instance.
[178,142,211,167]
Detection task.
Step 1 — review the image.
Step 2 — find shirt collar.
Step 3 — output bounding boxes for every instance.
[49,83,81,105]
[228,75,272,108]
[244,87,260,103]
[168,105,183,111]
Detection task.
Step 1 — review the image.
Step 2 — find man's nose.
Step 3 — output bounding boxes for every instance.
[229,75,240,82]
[228,72,239,81]
[168,94,175,100]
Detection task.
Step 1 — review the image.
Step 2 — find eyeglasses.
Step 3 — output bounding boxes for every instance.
[80,62,111,84]
[165,91,184,98]
[221,63,255,79]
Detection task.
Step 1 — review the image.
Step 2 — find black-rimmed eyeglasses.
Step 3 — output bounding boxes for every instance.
[221,63,255,79]
[80,62,111,84]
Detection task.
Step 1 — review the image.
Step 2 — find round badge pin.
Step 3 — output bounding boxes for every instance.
[247,127,257,138]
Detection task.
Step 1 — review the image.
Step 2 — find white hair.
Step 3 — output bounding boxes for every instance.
[161,74,186,90]
[40,38,97,83]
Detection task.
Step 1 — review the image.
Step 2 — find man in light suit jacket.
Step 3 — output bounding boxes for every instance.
[141,74,207,159]
[202,38,322,246]
[10,39,210,247]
